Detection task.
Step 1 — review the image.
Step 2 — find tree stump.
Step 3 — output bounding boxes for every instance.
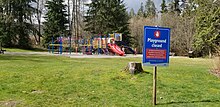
[123,62,144,74]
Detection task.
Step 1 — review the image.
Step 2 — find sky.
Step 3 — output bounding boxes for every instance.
[34,0,165,24]
[124,0,162,13]
[84,0,164,13]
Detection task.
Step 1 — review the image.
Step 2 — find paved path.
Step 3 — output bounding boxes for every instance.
[4,52,186,59]
[4,52,52,56]
[69,54,142,58]
[4,52,143,58]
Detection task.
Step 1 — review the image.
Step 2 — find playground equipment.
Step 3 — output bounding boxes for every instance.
[115,41,136,54]
[48,33,136,56]
[48,36,70,54]
[108,43,125,56]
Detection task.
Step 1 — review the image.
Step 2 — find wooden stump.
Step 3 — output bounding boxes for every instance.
[123,62,144,74]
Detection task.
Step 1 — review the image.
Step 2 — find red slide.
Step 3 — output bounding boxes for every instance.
[108,44,125,56]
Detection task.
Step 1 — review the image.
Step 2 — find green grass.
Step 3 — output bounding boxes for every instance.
[0,55,220,107]
[4,48,47,52]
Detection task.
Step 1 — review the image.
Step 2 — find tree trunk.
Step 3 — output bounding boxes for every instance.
[209,48,212,58]
[67,0,70,32]
[37,0,44,45]
[123,62,144,74]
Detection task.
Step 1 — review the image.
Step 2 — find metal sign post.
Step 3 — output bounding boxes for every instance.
[143,26,170,105]
[153,66,157,105]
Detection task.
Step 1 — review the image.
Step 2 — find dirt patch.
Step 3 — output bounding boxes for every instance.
[31,90,44,94]
[0,100,20,107]
[210,69,220,78]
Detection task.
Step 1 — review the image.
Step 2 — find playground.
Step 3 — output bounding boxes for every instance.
[47,33,136,56]
[0,0,219,106]
[0,52,220,106]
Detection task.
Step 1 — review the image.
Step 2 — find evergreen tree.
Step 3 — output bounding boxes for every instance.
[193,0,220,57]
[84,0,108,34]
[84,0,129,34]
[0,12,15,47]
[0,0,36,48]
[161,0,168,13]
[43,0,68,45]
[129,8,135,18]
[0,4,4,44]
[174,0,181,13]
[84,0,131,45]
[145,0,156,17]
[137,2,145,17]
[168,0,181,14]
[181,0,197,17]
[84,1,98,34]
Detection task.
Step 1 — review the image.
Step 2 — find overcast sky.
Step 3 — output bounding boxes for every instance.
[84,0,164,13]
[124,0,162,13]
[36,0,166,23]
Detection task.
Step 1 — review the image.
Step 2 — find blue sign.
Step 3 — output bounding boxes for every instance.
[143,26,170,66]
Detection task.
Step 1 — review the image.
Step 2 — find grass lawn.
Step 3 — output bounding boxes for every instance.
[4,48,47,52]
[0,54,220,106]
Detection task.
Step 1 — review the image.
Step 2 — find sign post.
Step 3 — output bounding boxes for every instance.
[143,26,170,105]
[153,66,157,105]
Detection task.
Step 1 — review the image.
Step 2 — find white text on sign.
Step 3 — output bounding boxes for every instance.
[147,38,167,48]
